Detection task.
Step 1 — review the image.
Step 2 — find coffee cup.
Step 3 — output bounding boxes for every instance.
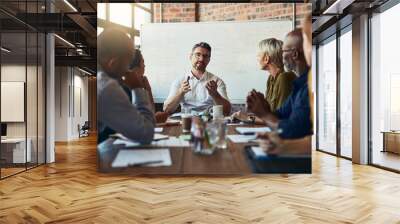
[182,114,192,133]
[212,105,223,120]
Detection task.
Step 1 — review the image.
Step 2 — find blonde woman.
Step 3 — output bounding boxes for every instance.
[233,38,296,122]
[256,14,313,155]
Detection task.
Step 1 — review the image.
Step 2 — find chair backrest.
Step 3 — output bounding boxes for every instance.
[82,121,90,129]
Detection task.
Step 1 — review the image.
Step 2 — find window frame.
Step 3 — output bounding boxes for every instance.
[97,3,154,48]
[315,22,353,161]
[368,0,400,173]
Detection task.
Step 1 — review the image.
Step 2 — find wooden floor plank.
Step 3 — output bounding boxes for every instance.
[0,135,399,223]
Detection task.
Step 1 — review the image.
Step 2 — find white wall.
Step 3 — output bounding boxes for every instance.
[1,64,46,164]
[55,66,69,141]
[1,65,40,138]
[54,67,89,141]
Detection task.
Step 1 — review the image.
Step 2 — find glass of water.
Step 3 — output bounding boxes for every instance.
[206,119,227,150]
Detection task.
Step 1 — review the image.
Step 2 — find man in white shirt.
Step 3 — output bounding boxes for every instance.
[163,42,231,115]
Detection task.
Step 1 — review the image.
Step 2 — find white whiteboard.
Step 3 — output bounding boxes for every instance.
[141,20,292,103]
[1,82,25,122]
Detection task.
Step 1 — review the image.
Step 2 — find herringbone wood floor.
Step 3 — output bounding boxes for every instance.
[1,135,399,224]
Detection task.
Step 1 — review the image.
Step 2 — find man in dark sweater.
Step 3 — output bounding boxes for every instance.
[97,29,155,143]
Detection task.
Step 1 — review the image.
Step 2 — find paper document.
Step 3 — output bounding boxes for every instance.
[251,146,267,157]
[111,149,172,168]
[154,133,169,141]
[227,135,257,143]
[235,127,271,135]
[158,119,181,126]
[112,134,188,147]
[113,139,140,147]
[169,112,183,119]
[153,137,190,147]
[110,133,129,140]
[227,123,241,126]
[112,134,168,145]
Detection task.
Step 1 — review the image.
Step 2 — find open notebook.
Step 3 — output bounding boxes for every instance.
[235,127,271,135]
[111,149,172,168]
[113,134,190,147]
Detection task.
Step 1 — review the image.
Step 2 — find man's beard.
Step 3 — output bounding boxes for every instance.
[284,63,295,74]
[194,63,206,71]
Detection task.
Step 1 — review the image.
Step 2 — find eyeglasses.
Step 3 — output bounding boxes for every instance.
[193,52,210,59]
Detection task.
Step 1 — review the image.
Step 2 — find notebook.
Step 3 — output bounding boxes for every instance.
[235,127,271,135]
[227,134,257,143]
[111,149,171,168]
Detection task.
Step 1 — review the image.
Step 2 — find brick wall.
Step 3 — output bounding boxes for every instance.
[153,3,196,23]
[154,3,311,26]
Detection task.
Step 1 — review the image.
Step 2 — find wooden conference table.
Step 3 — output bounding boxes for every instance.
[97,123,311,175]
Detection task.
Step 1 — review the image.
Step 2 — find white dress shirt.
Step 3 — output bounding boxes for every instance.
[165,71,229,113]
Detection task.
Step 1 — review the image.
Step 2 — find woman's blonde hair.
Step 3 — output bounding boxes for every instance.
[258,38,284,69]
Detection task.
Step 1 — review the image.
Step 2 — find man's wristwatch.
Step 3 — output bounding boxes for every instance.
[248,115,256,124]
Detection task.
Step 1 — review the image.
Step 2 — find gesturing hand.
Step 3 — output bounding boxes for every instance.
[155,111,169,123]
[231,111,249,122]
[246,89,271,118]
[206,80,219,97]
[142,76,152,92]
[256,132,284,155]
[179,79,191,96]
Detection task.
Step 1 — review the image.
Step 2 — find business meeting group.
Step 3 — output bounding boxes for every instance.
[97,14,313,156]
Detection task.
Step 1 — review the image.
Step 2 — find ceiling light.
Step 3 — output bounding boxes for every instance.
[1,47,11,53]
[54,34,75,48]
[63,0,78,12]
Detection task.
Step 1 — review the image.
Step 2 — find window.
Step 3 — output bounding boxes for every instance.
[134,6,152,31]
[317,36,337,155]
[97,27,104,36]
[0,1,46,179]
[339,28,352,158]
[98,3,106,20]
[312,46,317,150]
[137,3,151,10]
[110,3,132,28]
[390,75,400,130]
[97,3,153,49]
[370,2,400,171]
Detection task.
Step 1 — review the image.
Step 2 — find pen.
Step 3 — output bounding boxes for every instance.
[127,160,163,167]
[242,132,256,135]
[153,136,169,141]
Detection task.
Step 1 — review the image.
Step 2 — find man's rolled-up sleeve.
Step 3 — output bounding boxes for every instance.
[217,79,229,101]
[163,78,182,111]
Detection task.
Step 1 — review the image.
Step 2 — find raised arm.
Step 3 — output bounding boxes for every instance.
[206,80,231,116]
[163,78,190,114]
